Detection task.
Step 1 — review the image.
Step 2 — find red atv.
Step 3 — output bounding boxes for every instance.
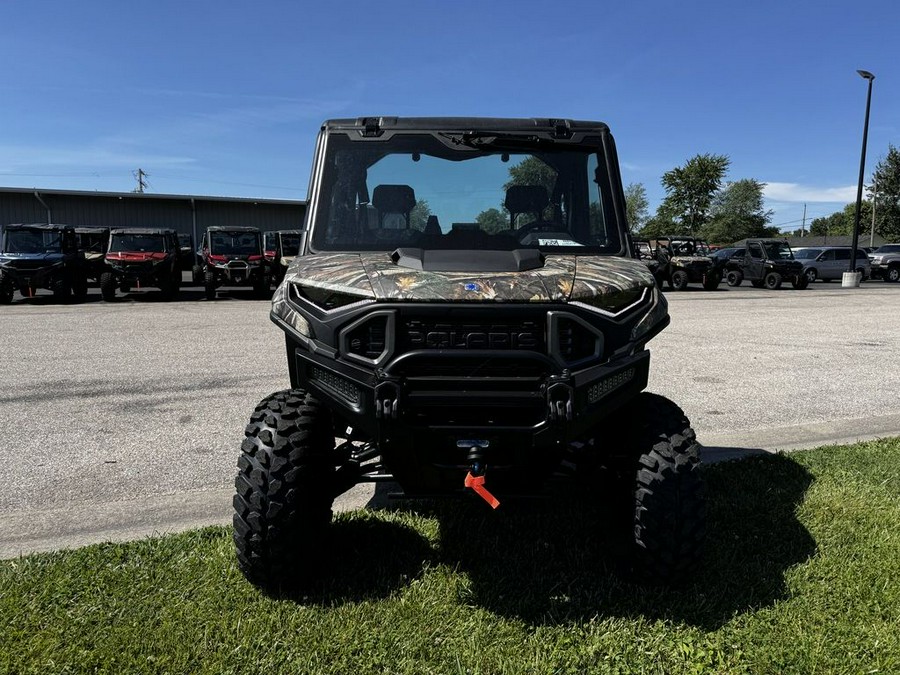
[100,228,182,301]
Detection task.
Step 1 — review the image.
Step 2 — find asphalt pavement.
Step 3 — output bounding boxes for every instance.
[2,280,899,557]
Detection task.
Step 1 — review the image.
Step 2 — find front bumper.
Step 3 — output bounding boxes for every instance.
[0,264,63,291]
[210,262,263,285]
[277,308,651,495]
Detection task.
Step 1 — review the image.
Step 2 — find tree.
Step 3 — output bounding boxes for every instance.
[701,178,775,244]
[637,201,682,239]
[868,144,900,240]
[809,211,848,237]
[410,199,432,230]
[659,154,730,235]
[808,201,873,239]
[475,207,508,234]
[504,156,556,197]
[624,183,649,233]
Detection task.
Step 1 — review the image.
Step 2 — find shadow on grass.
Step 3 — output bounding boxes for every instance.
[283,516,434,604]
[423,452,815,629]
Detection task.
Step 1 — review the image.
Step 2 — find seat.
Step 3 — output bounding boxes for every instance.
[504,185,549,229]
[423,215,442,236]
[372,184,416,229]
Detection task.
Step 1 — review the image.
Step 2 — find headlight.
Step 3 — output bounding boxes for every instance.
[631,287,668,341]
[569,287,646,317]
[295,284,375,312]
[271,283,313,338]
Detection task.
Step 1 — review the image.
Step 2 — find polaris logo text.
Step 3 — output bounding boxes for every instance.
[407,330,540,350]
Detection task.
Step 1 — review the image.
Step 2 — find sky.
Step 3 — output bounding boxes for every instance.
[1,0,897,233]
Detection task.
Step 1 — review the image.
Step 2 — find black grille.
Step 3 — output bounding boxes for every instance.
[389,354,548,379]
[6,260,54,271]
[398,317,545,353]
[556,317,600,363]
[345,315,387,361]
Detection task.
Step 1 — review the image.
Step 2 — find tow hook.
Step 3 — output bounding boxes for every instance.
[463,444,500,509]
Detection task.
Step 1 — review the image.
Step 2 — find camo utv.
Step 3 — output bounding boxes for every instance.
[654,236,720,290]
[234,117,706,592]
[0,223,87,303]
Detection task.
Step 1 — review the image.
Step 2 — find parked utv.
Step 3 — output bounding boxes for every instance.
[725,238,808,289]
[233,117,706,593]
[198,226,269,299]
[75,227,110,285]
[0,223,87,303]
[177,233,195,271]
[632,238,660,281]
[268,229,306,286]
[654,236,720,290]
[100,228,182,301]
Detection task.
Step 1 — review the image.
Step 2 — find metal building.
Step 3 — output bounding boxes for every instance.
[0,187,306,248]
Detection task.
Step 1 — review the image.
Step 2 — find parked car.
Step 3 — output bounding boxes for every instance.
[868,243,900,282]
[710,247,743,275]
[793,246,871,283]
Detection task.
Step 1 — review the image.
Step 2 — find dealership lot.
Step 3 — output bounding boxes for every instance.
[1,282,899,557]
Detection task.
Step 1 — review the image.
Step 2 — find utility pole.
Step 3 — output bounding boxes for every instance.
[132,168,149,193]
[801,203,807,237]
[870,176,877,248]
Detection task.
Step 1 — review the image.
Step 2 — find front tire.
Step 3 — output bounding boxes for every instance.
[204,270,217,300]
[608,393,706,584]
[805,268,818,283]
[792,274,809,289]
[233,389,337,593]
[100,272,117,301]
[0,276,13,304]
[726,270,743,287]
[671,270,689,291]
[886,266,899,283]
[764,272,782,289]
[702,271,721,291]
[51,279,71,301]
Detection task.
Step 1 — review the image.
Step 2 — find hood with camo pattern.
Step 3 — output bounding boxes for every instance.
[272,252,655,334]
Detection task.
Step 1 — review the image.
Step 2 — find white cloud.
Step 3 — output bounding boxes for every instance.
[763,182,857,203]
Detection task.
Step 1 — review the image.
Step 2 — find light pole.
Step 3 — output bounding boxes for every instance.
[850,69,874,275]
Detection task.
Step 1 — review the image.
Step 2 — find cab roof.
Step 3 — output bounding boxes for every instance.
[5,223,74,231]
[323,117,610,135]
[109,228,176,236]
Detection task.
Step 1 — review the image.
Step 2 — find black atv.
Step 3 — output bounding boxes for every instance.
[654,236,720,291]
[100,228,183,301]
[0,223,88,303]
[724,238,808,289]
[75,227,110,286]
[234,117,706,593]
[267,229,306,286]
[197,226,269,300]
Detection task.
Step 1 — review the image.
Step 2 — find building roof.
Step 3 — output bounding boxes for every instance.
[0,186,303,206]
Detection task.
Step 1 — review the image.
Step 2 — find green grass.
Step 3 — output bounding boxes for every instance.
[3,439,900,674]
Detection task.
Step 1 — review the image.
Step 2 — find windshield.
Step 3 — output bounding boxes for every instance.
[264,232,276,250]
[109,234,167,253]
[311,132,621,254]
[279,234,301,256]
[793,248,822,260]
[210,231,261,255]
[3,229,62,254]
[764,242,794,260]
